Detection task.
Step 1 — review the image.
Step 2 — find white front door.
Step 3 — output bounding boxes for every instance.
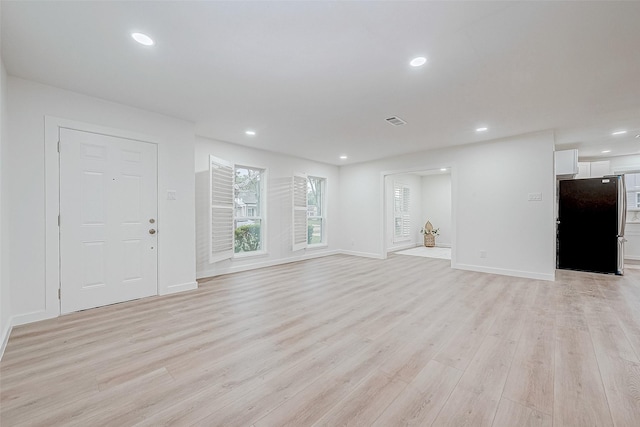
[59,128,158,314]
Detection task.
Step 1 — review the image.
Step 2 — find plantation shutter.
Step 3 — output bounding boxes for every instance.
[393,182,411,242]
[209,155,234,263]
[292,173,308,251]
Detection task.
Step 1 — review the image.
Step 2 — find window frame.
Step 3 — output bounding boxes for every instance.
[613,168,640,223]
[233,164,267,258]
[307,175,327,247]
[393,181,411,243]
[628,174,640,211]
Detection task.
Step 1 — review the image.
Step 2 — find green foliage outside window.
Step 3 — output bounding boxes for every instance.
[235,223,261,253]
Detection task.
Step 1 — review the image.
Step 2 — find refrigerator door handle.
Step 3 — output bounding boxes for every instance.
[617,236,625,275]
[617,175,626,275]
[618,175,627,236]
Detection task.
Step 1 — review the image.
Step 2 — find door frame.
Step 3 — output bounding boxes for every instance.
[380,165,457,268]
[43,116,159,321]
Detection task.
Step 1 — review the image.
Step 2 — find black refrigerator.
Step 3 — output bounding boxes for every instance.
[557,176,626,275]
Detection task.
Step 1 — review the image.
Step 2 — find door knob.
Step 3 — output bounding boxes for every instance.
[149,229,156,235]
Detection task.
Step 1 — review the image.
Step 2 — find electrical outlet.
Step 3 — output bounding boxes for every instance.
[480,250,487,258]
[528,192,543,201]
[167,190,177,200]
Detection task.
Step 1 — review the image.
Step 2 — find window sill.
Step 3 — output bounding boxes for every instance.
[233,250,268,260]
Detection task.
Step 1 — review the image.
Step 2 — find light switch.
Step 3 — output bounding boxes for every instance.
[167,190,177,200]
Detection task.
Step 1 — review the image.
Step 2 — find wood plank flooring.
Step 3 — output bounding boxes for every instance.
[2,254,640,426]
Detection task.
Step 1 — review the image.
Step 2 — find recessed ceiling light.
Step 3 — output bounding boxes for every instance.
[476,127,488,132]
[410,56,427,67]
[612,130,627,136]
[245,130,256,136]
[601,150,611,153]
[340,155,348,160]
[440,168,447,172]
[131,32,154,46]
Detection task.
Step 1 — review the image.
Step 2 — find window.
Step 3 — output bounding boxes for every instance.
[292,174,327,251]
[307,176,326,245]
[393,182,410,242]
[234,166,265,254]
[209,155,266,262]
[624,172,640,223]
[625,172,640,210]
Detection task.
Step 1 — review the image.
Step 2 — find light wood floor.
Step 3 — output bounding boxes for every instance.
[2,254,640,426]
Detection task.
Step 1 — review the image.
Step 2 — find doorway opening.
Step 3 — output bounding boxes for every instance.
[383,168,453,263]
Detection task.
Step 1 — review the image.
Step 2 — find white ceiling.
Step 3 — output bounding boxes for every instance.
[2,1,639,165]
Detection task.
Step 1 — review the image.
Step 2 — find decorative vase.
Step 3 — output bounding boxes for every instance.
[424,234,435,247]
[423,221,435,247]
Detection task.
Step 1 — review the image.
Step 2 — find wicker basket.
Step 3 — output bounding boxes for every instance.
[423,234,435,247]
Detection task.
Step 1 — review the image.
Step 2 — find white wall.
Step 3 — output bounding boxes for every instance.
[1,5,13,354]
[421,173,452,247]
[384,173,422,252]
[1,74,556,339]
[339,131,556,280]
[195,136,340,278]
[7,77,197,325]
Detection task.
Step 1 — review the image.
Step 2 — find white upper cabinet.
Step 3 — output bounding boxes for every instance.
[575,160,611,178]
[590,161,611,177]
[554,149,578,176]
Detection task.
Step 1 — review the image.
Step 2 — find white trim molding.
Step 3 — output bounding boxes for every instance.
[454,262,555,281]
[387,242,417,254]
[339,250,386,260]
[197,250,340,280]
[161,281,198,296]
[0,316,14,360]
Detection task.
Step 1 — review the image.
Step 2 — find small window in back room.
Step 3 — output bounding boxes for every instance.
[393,182,410,242]
[624,172,640,210]
[623,172,640,223]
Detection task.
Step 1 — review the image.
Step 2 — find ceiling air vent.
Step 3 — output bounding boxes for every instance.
[385,116,407,126]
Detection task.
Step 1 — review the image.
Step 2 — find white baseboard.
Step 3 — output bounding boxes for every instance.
[160,281,198,296]
[1,316,14,361]
[387,242,417,253]
[339,250,385,260]
[11,310,57,327]
[197,250,341,279]
[4,281,198,342]
[453,263,555,281]
[624,256,640,261]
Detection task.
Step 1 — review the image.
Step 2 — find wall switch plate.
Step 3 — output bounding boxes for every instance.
[167,190,177,200]
[528,192,543,201]
[480,250,487,258]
